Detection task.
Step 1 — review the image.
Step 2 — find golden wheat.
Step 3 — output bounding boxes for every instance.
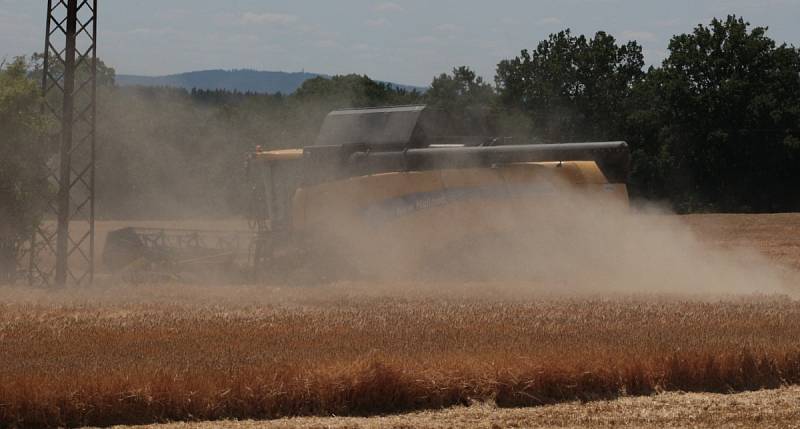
[1,286,799,428]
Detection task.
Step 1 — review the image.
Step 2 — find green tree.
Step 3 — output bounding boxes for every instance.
[645,16,800,211]
[288,74,422,146]
[427,66,494,111]
[294,74,420,107]
[29,52,116,88]
[0,57,48,241]
[424,66,499,139]
[495,30,645,142]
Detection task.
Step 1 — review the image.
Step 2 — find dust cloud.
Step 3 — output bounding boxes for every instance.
[322,176,796,297]
[4,83,797,302]
[4,170,797,306]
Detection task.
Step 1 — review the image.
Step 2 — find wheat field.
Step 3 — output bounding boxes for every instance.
[2,287,800,428]
[1,214,800,428]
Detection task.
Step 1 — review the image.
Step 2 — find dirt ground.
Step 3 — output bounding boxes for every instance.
[89,213,800,272]
[108,386,800,429]
[682,213,800,270]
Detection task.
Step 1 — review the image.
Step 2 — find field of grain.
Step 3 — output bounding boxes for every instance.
[1,214,800,428]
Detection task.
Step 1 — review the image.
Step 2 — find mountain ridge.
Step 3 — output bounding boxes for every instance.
[116,69,426,94]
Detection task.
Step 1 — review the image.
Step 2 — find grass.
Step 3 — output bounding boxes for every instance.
[1,284,800,428]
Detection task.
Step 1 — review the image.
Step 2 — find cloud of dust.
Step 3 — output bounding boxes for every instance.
[1,167,795,306]
[95,86,332,220]
[322,175,795,296]
[10,85,794,300]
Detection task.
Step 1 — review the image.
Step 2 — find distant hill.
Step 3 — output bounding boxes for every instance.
[116,69,425,94]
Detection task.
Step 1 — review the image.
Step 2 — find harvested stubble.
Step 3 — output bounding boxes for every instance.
[133,386,800,429]
[1,285,800,428]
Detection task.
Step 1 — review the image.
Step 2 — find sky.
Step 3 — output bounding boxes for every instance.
[1,0,799,86]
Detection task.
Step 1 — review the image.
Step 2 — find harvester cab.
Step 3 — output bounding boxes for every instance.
[247,105,630,281]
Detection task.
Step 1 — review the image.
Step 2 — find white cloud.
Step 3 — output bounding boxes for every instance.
[242,12,298,25]
[537,17,562,26]
[411,35,438,45]
[372,2,403,13]
[128,27,181,37]
[622,30,656,41]
[655,18,682,28]
[314,39,339,48]
[434,23,461,33]
[643,48,668,62]
[366,18,388,28]
[224,33,260,44]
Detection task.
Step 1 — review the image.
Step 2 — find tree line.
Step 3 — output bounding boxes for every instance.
[2,15,800,241]
[439,16,800,212]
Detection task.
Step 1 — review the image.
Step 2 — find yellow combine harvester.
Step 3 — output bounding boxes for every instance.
[247,105,630,281]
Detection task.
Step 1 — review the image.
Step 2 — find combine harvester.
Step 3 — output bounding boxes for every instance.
[105,105,629,281]
[246,105,630,281]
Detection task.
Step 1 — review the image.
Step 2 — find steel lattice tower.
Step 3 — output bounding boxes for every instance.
[28,0,98,287]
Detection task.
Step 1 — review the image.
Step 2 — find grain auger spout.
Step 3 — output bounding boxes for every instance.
[342,141,630,183]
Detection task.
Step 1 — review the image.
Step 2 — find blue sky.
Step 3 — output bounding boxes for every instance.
[1,0,799,86]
